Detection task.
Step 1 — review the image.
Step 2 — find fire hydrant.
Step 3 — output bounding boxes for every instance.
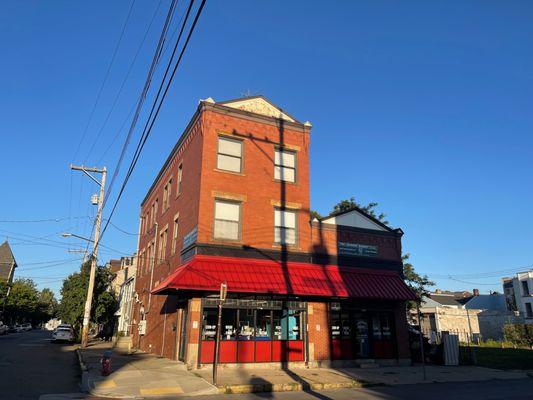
[101,350,112,376]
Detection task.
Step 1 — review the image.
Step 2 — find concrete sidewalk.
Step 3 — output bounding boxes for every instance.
[78,342,217,398]
[194,367,363,394]
[77,343,531,398]
[338,365,530,385]
[194,364,530,394]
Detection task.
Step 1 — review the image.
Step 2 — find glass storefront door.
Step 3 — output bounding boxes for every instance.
[353,314,370,358]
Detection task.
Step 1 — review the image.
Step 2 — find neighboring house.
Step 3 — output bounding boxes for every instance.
[107,256,137,336]
[132,95,416,368]
[502,272,533,323]
[418,290,522,342]
[0,241,17,284]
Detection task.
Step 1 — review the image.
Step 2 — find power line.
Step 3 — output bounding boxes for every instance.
[103,0,179,206]
[0,216,90,223]
[84,0,164,163]
[71,0,137,162]
[100,0,206,248]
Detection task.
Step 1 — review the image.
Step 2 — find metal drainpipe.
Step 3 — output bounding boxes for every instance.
[146,222,159,314]
[131,214,143,333]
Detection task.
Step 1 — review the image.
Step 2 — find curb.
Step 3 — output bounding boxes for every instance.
[217,380,373,394]
[75,348,90,393]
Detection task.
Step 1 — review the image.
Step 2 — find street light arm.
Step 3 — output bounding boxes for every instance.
[61,232,94,242]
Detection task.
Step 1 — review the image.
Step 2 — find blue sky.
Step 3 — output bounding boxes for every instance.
[1,1,532,296]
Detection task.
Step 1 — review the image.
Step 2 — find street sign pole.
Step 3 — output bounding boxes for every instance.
[213,282,227,386]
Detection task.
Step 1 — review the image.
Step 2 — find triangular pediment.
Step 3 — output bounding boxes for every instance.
[321,209,389,232]
[219,96,297,123]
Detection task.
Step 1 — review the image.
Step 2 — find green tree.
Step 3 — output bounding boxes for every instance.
[58,260,118,338]
[5,278,40,324]
[402,253,434,301]
[331,197,389,225]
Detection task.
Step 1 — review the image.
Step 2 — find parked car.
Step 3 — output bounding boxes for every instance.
[14,324,24,332]
[51,327,74,343]
[0,322,8,335]
[23,323,32,331]
[8,325,17,333]
[54,323,72,332]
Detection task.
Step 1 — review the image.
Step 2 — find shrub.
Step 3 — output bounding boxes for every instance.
[503,324,533,348]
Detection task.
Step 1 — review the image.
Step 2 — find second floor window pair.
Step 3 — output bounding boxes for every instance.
[217,136,296,183]
[214,199,297,245]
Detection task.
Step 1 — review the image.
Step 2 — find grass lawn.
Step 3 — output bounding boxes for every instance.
[461,346,533,370]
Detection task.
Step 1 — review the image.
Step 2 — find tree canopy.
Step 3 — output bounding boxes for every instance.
[313,197,389,225]
[58,260,117,337]
[1,278,58,325]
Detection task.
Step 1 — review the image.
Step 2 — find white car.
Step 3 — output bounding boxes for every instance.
[52,327,74,343]
[0,322,8,335]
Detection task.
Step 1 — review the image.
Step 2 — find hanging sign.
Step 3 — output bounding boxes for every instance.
[338,242,378,257]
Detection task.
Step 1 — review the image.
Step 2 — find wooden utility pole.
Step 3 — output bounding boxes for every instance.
[70,164,106,348]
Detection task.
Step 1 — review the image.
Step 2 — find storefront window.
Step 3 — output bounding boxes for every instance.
[331,312,341,338]
[372,315,382,340]
[238,308,255,340]
[221,309,237,340]
[288,310,301,340]
[202,309,217,340]
[341,312,351,339]
[256,309,271,340]
[273,309,287,340]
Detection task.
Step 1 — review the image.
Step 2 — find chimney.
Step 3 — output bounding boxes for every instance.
[473,288,479,296]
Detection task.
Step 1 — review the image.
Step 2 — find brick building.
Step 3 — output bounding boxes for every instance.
[131,96,416,368]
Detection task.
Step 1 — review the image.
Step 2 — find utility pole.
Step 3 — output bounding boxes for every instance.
[70,164,106,348]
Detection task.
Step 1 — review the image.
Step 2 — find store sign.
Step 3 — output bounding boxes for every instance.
[182,226,198,249]
[338,242,378,257]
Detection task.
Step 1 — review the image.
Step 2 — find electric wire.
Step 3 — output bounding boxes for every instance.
[99,0,207,249]
[71,0,137,162]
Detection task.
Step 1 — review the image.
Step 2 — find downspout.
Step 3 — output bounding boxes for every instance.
[131,214,143,333]
[146,222,159,315]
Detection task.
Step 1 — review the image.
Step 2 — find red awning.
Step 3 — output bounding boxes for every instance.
[151,255,417,301]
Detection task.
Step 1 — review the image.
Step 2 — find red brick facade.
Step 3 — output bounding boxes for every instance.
[131,97,412,366]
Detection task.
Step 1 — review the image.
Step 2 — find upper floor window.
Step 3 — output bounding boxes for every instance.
[171,216,179,255]
[274,208,297,245]
[177,163,183,195]
[163,179,172,211]
[217,137,243,173]
[159,227,168,263]
[274,149,296,183]
[214,199,241,240]
[522,281,530,296]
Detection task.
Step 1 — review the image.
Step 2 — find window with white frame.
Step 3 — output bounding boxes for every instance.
[274,149,296,182]
[171,216,179,255]
[274,208,297,245]
[214,199,241,240]
[177,163,183,194]
[159,228,168,263]
[217,137,243,173]
[163,179,172,211]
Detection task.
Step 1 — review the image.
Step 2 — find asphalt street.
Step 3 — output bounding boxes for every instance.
[1,330,532,400]
[176,379,533,400]
[0,329,80,400]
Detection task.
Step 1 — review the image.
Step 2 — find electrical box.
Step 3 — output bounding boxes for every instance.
[138,320,147,335]
[91,194,99,205]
